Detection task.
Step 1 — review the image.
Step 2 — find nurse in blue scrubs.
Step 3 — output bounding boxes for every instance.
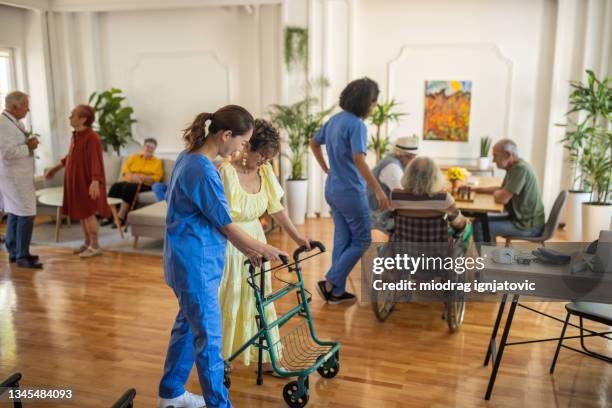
[158,105,286,408]
[309,78,391,305]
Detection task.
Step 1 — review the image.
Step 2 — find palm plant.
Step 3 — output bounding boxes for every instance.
[561,70,611,203]
[89,88,137,155]
[269,80,334,180]
[369,99,407,162]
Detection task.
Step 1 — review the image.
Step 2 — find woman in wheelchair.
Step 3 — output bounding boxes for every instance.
[389,156,468,242]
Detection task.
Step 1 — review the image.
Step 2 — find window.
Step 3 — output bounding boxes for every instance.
[0,49,15,112]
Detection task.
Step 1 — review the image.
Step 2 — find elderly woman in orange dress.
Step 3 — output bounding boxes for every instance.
[45,105,110,257]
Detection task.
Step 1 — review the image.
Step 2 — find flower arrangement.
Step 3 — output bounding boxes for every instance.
[447,167,467,181]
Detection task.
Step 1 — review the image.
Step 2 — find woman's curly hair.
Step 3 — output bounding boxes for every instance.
[249,119,280,155]
[339,77,380,118]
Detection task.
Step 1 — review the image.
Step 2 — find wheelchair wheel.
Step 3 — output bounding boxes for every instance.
[445,293,466,333]
[371,287,396,322]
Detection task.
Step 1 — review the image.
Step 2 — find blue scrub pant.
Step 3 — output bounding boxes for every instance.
[159,289,231,408]
[5,214,35,260]
[325,191,372,296]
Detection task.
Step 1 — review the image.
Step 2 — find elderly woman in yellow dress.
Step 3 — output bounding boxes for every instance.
[219,119,310,372]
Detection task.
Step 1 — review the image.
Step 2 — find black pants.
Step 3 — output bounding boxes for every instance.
[108,182,151,206]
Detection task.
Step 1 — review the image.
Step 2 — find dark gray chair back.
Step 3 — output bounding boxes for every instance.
[542,190,568,240]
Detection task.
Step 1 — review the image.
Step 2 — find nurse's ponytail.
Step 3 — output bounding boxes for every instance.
[184,105,254,152]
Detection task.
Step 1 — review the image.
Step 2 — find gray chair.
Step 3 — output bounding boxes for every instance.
[550,302,612,373]
[504,190,568,246]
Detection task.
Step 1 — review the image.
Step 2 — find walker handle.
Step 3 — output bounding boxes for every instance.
[244,254,289,267]
[293,241,326,262]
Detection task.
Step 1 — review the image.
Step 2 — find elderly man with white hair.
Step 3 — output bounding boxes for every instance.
[368,135,419,233]
[0,91,42,268]
[471,138,545,244]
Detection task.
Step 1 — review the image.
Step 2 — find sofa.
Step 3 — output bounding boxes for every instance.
[37,154,175,217]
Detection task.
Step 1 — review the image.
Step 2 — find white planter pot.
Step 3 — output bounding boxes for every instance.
[582,203,612,241]
[563,191,591,241]
[286,179,308,225]
[478,157,490,170]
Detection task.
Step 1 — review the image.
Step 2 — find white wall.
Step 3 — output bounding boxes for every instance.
[0,5,27,98]
[0,4,55,172]
[354,0,557,181]
[97,6,279,158]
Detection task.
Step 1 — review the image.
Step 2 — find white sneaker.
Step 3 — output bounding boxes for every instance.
[157,391,206,408]
[79,246,103,258]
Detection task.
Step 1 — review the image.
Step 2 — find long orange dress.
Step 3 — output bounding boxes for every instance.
[61,128,110,220]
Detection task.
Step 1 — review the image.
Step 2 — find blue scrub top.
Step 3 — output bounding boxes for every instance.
[163,151,233,292]
[314,111,368,195]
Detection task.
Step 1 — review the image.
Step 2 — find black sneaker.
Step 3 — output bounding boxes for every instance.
[328,291,357,305]
[316,280,333,302]
[10,254,39,263]
[16,258,43,269]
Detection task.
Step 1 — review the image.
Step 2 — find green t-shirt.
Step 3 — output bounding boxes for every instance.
[502,159,545,230]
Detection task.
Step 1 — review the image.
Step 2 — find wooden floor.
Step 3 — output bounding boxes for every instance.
[0,218,610,407]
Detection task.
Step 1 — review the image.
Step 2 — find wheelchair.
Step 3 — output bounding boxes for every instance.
[371,209,472,332]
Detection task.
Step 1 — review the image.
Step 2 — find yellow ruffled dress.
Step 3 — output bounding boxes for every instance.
[218,161,284,366]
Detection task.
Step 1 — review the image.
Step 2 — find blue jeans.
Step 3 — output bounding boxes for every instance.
[159,289,231,408]
[152,182,168,201]
[5,214,35,260]
[473,214,543,244]
[325,191,372,296]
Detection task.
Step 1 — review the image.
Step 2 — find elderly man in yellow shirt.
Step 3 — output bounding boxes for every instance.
[102,138,163,226]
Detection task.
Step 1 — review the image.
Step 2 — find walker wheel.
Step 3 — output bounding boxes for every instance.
[283,380,309,408]
[316,354,340,378]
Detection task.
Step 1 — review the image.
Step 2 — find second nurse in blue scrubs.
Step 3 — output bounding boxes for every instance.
[310,78,391,304]
[158,105,286,408]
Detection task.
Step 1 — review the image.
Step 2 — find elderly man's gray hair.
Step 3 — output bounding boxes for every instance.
[5,91,29,109]
[497,138,519,158]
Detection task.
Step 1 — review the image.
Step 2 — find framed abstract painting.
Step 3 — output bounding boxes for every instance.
[423,80,472,142]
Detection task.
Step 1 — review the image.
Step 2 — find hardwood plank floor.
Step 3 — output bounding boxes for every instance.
[0,218,610,407]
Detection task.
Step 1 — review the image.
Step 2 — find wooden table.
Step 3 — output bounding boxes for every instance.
[452,176,504,242]
[37,190,124,242]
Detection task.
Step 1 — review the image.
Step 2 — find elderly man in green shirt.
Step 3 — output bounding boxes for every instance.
[471,139,545,244]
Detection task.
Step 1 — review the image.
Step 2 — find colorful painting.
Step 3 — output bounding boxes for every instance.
[423,80,472,142]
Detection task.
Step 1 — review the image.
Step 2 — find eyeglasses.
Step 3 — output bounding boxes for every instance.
[144,143,157,150]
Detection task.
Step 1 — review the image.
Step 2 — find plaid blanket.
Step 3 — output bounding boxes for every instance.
[391,214,450,243]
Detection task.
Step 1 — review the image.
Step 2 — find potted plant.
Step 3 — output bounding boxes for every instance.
[269,80,334,224]
[88,88,137,155]
[369,99,407,162]
[559,118,592,240]
[478,136,492,170]
[565,70,611,241]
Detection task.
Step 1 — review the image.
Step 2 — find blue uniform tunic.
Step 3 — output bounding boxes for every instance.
[159,151,233,408]
[314,111,372,295]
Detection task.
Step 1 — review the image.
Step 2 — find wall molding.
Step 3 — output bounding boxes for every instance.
[50,0,281,12]
[387,43,514,139]
[127,49,231,103]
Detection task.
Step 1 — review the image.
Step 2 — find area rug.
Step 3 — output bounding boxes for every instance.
[30,219,163,256]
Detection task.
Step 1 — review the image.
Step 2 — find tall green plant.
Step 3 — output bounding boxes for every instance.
[88,88,137,155]
[561,70,611,203]
[284,26,308,71]
[269,80,334,180]
[480,136,492,157]
[369,99,407,162]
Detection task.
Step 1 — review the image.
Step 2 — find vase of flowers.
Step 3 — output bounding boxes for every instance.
[448,167,468,192]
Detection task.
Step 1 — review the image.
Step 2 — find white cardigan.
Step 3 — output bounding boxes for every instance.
[0,112,36,216]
